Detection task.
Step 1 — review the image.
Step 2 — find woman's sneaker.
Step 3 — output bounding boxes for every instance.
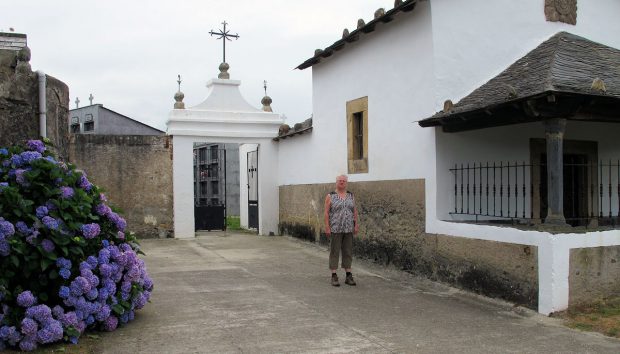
[345,274,356,286]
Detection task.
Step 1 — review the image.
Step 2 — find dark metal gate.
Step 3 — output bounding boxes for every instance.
[247,149,259,229]
[194,147,227,231]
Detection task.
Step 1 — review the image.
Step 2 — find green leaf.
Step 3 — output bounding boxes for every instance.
[66,327,80,337]
[86,334,100,340]
[60,246,69,256]
[49,269,59,280]
[112,304,125,315]
[10,255,19,268]
[39,292,49,302]
[41,258,54,271]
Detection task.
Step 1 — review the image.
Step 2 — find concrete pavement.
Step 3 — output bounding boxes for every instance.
[93,231,620,353]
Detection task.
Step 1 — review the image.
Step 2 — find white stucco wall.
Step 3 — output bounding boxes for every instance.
[278,1,436,186]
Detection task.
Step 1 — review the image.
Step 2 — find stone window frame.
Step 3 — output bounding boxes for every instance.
[346,96,369,174]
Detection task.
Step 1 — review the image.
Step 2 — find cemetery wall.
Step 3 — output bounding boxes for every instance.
[69,134,174,238]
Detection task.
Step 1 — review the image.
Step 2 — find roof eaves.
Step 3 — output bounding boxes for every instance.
[295,0,419,70]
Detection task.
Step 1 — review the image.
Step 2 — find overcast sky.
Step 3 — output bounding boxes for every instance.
[2,0,399,130]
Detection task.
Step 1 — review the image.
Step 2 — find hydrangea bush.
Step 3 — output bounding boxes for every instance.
[0,140,153,351]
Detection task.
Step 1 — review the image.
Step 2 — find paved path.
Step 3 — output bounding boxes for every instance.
[96,232,620,353]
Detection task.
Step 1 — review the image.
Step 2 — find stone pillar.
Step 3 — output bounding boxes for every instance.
[544,118,568,226]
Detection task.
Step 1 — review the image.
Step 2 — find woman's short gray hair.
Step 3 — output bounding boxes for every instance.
[336,174,348,181]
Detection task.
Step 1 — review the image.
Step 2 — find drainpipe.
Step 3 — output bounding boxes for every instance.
[36,70,47,138]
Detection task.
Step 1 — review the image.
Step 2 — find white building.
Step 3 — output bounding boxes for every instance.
[277,0,620,315]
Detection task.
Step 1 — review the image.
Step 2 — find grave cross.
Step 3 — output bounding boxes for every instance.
[263,80,267,96]
[177,74,182,91]
[75,97,80,109]
[209,21,239,63]
[88,93,94,105]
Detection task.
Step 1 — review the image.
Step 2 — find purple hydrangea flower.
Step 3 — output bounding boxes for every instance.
[95,203,111,216]
[60,186,74,199]
[19,338,37,351]
[70,276,91,296]
[81,223,100,239]
[0,218,15,237]
[26,140,46,153]
[79,174,92,191]
[103,315,118,332]
[0,239,11,256]
[15,221,30,234]
[42,216,59,230]
[36,320,63,344]
[0,148,8,156]
[35,206,49,218]
[25,304,52,322]
[16,291,36,307]
[108,212,127,232]
[14,168,28,186]
[20,318,38,336]
[41,239,55,252]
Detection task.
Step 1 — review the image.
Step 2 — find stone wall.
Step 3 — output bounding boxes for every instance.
[279,179,538,308]
[69,134,173,238]
[0,44,70,158]
[569,246,620,306]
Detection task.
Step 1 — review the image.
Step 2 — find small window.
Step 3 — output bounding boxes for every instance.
[84,121,94,132]
[346,96,368,174]
[71,116,79,124]
[84,113,93,122]
[71,123,80,133]
[211,181,219,195]
[210,145,218,160]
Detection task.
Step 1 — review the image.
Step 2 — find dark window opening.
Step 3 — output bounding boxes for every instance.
[84,121,94,132]
[353,112,364,160]
[71,124,80,133]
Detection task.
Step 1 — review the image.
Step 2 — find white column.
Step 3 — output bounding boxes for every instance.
[173,137,196,238]
[257,139,280,236]
[537,237,570,315]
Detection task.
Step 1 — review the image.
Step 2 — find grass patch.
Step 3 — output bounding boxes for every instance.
[560,298,620,339]
[226,216,242,230]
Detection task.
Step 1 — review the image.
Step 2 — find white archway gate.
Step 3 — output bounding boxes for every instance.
[166,68,283,238]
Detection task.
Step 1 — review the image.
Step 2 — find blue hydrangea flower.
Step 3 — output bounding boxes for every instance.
[59,268,71,280]
[81,223,100,239]
[10,154,23,167]
[0,148,8,156]
[41,239,55,252]
[58,286,70,299]
[56,257,71,269]
[20,151,42,164]
[35,206,48,219]
[41,216,59,230]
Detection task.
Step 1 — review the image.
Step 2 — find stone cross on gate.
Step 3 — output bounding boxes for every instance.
[209,21,240,63]
[88,94,94,105]
[177,75,182,91]
[75,97,80,109]
[263,80,267,96]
